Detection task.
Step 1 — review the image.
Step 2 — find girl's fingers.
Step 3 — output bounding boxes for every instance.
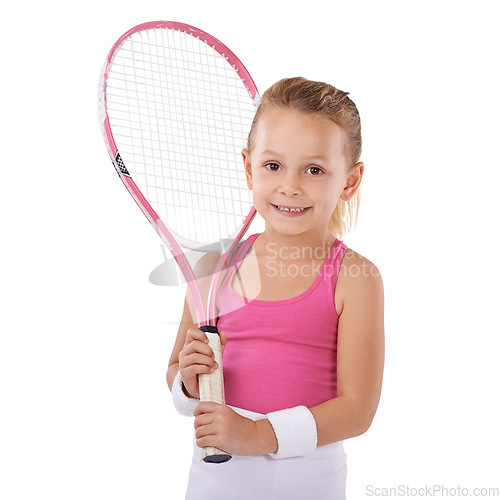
[186,327,206,340]
[182,340,214,359]
[194,412,215,429]
[182,353,218,371]
[186,327,226,351]
[184,328,214,354]
[179,361,217,377]
[195,424,215,441]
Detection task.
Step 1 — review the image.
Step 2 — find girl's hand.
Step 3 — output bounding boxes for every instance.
[178,328,227,399]
[193,402,261,456]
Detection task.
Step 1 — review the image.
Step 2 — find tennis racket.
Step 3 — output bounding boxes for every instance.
[98,21,260,463]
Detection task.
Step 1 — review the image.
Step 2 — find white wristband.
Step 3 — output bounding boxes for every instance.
[266,406,318,459]
[171,371,199,417]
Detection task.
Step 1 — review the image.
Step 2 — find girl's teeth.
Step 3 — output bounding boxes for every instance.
[276,205,306,213]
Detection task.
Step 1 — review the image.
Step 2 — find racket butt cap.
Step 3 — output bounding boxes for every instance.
[202,454,232,464]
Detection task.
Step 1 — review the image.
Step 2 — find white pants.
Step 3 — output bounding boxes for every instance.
[185,406,347,500]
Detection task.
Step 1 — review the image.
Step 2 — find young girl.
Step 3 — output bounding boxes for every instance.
[167,77,385,500]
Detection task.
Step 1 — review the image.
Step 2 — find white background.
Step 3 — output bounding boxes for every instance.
[1,0,499,498]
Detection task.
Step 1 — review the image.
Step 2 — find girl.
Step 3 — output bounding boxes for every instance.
[167,77,385,499]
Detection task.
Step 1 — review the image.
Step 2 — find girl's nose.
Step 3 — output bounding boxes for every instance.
[279,171,302,197]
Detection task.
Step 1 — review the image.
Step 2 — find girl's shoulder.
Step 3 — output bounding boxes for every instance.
[335,246,383,317]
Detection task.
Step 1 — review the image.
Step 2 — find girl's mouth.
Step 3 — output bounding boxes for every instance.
[272,204,310,216]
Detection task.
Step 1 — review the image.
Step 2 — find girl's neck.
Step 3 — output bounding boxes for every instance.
[257,226,336,258]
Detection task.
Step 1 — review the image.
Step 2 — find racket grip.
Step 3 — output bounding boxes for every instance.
[198,326,232,463]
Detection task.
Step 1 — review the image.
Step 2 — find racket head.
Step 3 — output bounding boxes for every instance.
[98,21,260,255]
[98,21,261,325]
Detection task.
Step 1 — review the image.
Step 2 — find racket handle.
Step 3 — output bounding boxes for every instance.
[198,326,232,463]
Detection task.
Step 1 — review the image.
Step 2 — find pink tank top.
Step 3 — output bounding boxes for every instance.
[217,233,348,414]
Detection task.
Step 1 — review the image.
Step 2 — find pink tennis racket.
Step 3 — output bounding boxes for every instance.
[98,21,260,463]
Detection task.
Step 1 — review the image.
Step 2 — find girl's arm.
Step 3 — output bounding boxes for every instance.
[254,252,385,451]
[312,252,385,445]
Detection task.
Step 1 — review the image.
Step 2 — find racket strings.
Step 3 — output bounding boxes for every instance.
[105,27,256,245]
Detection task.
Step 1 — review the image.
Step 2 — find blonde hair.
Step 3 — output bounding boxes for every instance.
[247,77,362,239]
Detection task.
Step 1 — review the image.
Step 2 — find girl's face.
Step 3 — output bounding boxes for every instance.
[242,107,358,239]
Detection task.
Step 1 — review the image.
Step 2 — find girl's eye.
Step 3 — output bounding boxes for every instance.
[306,166,324,176]
[265,163,281,172]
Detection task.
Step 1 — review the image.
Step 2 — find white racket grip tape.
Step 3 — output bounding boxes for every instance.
[199,332,225,404]
[266,406,318,459]
[198,327,232,463]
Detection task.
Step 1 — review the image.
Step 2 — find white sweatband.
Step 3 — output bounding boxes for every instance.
[266,406,318,459]
[171,371,199,417]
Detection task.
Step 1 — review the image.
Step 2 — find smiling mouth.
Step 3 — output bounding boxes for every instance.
[272,204,310,213]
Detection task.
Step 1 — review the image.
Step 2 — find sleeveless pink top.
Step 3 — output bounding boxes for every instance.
[217,233,348,414]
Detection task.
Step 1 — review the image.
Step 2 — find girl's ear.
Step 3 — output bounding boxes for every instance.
[241,149,253,190]
[340,162,364,201]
